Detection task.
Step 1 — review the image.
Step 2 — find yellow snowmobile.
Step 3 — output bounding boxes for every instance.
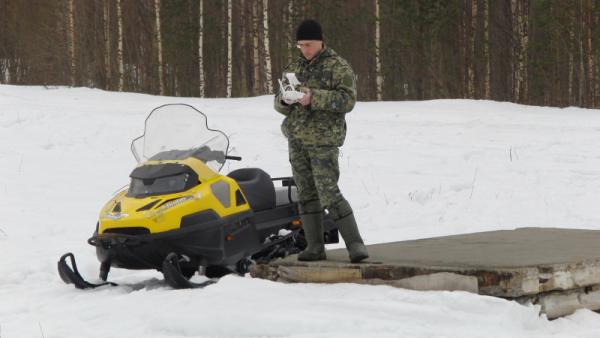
[58,104,339,289]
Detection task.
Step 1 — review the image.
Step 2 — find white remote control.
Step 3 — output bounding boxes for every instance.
[285,73,301,87]
[278,74,305,102]
[282,90,305,101]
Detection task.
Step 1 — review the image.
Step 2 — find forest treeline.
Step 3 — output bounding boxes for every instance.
[0,0,599,108]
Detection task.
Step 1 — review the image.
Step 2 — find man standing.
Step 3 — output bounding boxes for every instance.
[274,19,368,263]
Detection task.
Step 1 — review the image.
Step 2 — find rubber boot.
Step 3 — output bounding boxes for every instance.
[331,200,369,263]
[298,201,326,261]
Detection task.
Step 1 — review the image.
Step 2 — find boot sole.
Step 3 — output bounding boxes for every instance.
[350,254,369,263]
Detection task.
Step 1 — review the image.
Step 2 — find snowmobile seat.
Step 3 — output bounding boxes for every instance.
[228,168,276,212]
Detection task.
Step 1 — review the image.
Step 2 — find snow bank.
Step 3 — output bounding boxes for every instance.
[1,85,599,337]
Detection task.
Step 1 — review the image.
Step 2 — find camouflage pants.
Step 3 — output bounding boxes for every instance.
[288,140,345,212]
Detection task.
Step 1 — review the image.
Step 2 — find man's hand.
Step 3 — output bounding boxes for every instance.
[283,97,297,105]
[298,87,311,106]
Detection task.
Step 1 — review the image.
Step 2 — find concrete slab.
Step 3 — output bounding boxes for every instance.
[516,285,600,319]
[250,228,600,318]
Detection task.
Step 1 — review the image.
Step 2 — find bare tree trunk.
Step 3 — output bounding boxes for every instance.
[287,0,294,64]
[596,53,600,108]
[199,0,205,97]
[569,12,574,105]
[483,0,490,99]
[262,0,273,94]
[67,0,76,86]
[520,0,529,102]
[468,0,477,98]
[510,0,517,101]
[103,0,111,90]
[252,1,261,95]
[226,0,232,98]
[550,2,558,106]
[239,0,247,96]
[596,4,600,107]
[513,0,521,102]
[117,0,124,91]
[512,0,528,103]
[579,2,585,106]
[154,0,164,95]
[460,2,467,98]
[375,0,383,101]
[587,0,594,107]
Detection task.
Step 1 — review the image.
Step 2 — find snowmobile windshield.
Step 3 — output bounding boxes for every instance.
[131,104,230,172]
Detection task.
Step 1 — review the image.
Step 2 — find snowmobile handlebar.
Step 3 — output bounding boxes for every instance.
[226,155,242,161]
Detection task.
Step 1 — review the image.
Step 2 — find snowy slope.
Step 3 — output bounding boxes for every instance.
[1,85,599,337]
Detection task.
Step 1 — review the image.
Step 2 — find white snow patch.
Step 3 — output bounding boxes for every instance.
[1,85,600,337]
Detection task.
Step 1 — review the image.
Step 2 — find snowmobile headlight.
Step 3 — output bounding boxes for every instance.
[102,212,129,220]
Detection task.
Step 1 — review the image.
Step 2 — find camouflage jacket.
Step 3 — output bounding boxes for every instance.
[274,47,356,147]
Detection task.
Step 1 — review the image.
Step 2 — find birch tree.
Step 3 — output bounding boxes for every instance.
[252,2,261,94]
[238,0,249,96]
[226,0,232,97]
[375,0,383,101]
[262,0,273,94]
[198,0,205,97]
[154,0,164,95]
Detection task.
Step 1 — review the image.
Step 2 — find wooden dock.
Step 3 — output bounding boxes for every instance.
[250,228,600,318]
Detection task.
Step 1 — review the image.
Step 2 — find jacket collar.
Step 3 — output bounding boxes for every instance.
[298,46,335,66]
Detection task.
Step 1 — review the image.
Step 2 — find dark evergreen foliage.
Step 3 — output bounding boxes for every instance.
[0,0,598,108]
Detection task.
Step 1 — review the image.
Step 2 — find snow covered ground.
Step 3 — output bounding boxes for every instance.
[1,84,599,337]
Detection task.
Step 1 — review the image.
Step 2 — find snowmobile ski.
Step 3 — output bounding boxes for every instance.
[161,253,216,289]
[57,253,117,289]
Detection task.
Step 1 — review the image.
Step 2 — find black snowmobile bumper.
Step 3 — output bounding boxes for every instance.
[90,210,265,271]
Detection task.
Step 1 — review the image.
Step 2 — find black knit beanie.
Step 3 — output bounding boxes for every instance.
[296,19,323,41]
